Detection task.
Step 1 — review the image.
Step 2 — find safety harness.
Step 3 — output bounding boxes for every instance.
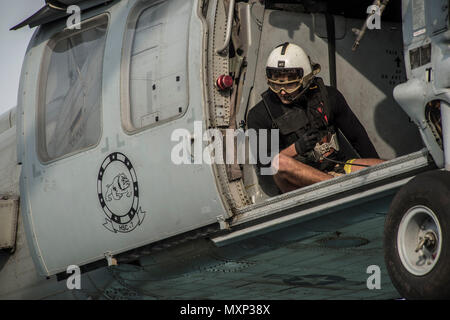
[261,77,344,171]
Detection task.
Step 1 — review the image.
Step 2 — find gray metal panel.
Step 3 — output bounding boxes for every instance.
[0,212,72,299]
[213,149,431,246]
[235,2,264,125]
[0,197,19,250]
[442,101,450,170]
[0,127,20,196]
[0,108,16,136]
[126,0,190,130]
[18,0,227,276]
[237,149,430,216]
[394,79,445,168]
[402,0,449,82]
[394,0,450,169]
[334,18,423,159]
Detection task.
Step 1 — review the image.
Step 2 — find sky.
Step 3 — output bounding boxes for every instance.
[0,0,45,115]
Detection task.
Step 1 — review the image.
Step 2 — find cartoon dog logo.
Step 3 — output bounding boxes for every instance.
[98,152,145,233]
[105,173,132,201]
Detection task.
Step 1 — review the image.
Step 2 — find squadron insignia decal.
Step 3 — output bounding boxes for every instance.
[97,152,145,233]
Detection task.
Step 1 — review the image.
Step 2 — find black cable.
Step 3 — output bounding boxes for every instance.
[325,13,337,88]
[321,156,372,168]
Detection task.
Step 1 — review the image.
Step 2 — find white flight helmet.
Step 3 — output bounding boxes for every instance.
[266,42,320,98]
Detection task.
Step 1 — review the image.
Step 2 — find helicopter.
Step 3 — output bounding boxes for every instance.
[0,0,449,299]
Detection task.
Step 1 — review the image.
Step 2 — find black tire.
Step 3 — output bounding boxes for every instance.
[384,170,450,299]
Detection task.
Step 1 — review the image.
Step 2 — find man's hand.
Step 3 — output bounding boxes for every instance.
[294,129,320,156]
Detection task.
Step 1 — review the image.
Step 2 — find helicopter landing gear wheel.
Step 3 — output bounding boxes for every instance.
[384,170,450,299]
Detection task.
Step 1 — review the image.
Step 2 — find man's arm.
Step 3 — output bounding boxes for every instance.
[247,102,274,168]
[330,87,380,158]
[280,143,296,157]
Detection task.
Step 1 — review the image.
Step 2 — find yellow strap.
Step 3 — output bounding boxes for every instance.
[344,159,357,174]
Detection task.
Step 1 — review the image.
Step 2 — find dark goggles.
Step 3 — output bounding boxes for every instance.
[266,68,305,94]
[266,67,303,79]
[267,78,304,94]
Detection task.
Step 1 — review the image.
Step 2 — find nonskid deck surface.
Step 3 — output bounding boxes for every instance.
[98,206,398,300]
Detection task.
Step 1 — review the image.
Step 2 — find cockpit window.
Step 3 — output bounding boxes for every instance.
[121,0,192,132]
[38,15,108,162]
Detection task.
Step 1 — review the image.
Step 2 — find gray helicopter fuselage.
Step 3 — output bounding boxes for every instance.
[1,0,449,300]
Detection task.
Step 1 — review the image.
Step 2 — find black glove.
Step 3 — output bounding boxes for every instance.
[295,130,320,156]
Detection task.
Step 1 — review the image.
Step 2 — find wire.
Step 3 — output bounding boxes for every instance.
[321,156,372,168]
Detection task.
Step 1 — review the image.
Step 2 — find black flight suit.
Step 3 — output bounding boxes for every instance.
[247,81,379,174]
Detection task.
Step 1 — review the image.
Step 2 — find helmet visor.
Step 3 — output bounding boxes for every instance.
[266,67,304,81]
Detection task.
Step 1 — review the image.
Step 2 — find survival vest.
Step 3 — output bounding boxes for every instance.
[261,77,343,171]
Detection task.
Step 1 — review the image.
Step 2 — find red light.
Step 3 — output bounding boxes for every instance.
[216,75,233,90]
